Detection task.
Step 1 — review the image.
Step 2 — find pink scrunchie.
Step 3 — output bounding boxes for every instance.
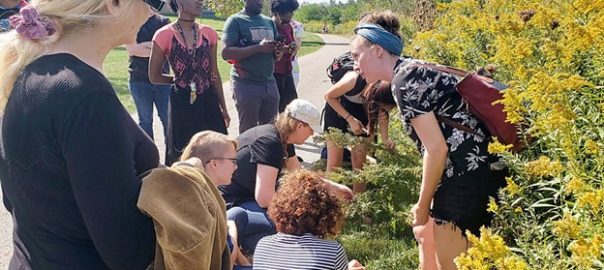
[9,6,56,40]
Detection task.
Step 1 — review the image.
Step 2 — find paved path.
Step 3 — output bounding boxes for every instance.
[0,34,350,268]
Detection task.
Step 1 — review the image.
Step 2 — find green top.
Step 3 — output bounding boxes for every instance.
[222,11,277,84]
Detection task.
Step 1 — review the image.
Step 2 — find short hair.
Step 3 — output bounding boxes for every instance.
[268,170,345,238]
[270,0,299,14]
[180,131,238,163]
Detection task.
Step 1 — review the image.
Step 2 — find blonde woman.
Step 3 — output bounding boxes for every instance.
[0,1,161,269]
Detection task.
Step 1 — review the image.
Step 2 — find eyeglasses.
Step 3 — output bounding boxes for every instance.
[143,0,166,12]
[206,157,238,165]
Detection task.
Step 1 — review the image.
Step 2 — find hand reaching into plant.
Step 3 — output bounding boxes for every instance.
[348,259,366,270]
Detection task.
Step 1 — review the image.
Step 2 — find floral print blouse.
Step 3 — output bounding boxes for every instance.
[391,58,492,180]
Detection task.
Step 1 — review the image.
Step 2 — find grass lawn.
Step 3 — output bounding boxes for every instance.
[103,17,324,113]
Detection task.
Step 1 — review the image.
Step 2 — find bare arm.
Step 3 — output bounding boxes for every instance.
[324,71,366,135]
[409,111,448,226]
[124,42,153,58]
[148,42,172,85]
[210,43,230,127]
[377,109,395,149]
[283,155,302,170]
[221,40,276,61]
[254,164,279,208]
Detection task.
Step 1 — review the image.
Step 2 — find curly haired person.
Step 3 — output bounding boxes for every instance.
[253,170,365,270]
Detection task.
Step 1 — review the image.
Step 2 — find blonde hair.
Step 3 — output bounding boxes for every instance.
[0,0,142,112]
[273,111,306,148]
[180,131,239,163]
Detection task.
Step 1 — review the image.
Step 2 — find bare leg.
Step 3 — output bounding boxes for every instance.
[351,141,368,193]
[434,221,468,270]
[413,218,437,270]
[326,141,344,172]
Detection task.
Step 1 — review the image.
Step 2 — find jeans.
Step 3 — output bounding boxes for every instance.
[231,78,279,134]
[227,201,276,255]
[128,81,170,140]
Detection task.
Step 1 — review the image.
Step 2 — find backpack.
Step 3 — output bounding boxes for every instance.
[413,64,524,152]
[326,52,355,84]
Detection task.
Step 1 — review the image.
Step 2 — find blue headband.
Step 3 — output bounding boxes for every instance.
[354,23,403,56]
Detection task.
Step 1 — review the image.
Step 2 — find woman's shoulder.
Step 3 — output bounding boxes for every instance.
[153,23,175,39]
[197,24,219,42]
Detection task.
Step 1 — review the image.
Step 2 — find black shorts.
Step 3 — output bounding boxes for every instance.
[430,164,507,236]
[323,97,368,136]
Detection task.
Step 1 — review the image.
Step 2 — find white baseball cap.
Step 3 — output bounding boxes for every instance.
[284,99,323,134]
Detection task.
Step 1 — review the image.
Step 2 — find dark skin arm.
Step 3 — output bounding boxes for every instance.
[221,39,277,61]
[148,42,172,85]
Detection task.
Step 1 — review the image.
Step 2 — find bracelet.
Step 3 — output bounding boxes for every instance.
[344,114,351,120]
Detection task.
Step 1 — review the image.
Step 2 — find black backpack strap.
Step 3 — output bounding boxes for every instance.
[435,115,485,139]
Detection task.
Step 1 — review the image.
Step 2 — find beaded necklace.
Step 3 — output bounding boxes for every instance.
[175,20,199,104]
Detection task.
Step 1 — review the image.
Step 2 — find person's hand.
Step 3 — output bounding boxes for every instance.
[222,109,231,128]
[411,203,430,227]
[348,259,366,270]
[258,39,277,53]
[383,138,396,150]
[287,42,297,54]
[347,117,367,136]
[331,181,354,202]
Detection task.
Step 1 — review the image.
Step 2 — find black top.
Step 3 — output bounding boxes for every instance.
[129,14,170,83]
[219,124,295,207]
[392,58,491,180]
[0,53,158,269]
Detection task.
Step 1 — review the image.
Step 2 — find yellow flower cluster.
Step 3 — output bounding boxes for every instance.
[576,189,604,213]
[568,235,604,269]
[584,139,601,155]
[564,177,587,194]
[486,196,499,213]
[488,140,513,154]
[408,0,604,267]
[524,156,563,178]
[552,212,582,240]
[504,177,521,196]
[455,227,530,270]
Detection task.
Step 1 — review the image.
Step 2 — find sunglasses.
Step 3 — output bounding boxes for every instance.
[143,0,166,12]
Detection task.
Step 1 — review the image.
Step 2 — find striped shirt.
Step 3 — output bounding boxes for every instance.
[253,233,348,270]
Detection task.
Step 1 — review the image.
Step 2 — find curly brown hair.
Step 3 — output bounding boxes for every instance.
[268,170,345,238]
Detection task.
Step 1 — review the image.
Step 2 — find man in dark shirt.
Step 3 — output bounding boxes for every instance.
[0,0,27,32]
[125,14,171,140]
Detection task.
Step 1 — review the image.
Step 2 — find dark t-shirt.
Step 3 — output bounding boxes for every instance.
[0,53,158,269]
[219,124,295,207]
[129,14,170,83]
[222,11,278,83]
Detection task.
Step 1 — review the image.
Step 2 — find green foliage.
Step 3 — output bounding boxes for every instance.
[339,231,420,270]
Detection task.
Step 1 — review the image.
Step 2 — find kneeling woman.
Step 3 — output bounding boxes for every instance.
[220,99,353,256]
[351,12,505,270]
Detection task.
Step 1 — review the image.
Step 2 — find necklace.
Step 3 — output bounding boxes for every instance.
[177,17,195,23]
[175,21,199,104]
[175,21,198,57]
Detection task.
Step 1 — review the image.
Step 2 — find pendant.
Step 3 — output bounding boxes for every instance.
[190,83,197,104]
